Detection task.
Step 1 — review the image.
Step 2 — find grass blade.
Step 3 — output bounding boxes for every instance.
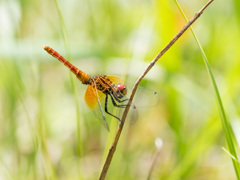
[175,0,240,178]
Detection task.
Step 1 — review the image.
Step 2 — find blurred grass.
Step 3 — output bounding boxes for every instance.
[53,0,83,179]
[0,0,240,179]
[174,1,240,179]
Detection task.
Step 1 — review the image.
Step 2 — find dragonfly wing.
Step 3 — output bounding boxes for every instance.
[118,87,159,125]
[84,85,110,131]
[133,87,159,108]
[107,75,124,85]
[84,84,104,109]
[118,104,138,125]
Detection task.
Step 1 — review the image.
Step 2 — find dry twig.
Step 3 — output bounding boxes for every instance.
[99,0,214,179]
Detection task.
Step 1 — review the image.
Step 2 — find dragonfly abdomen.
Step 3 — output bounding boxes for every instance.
[43,46,90,84]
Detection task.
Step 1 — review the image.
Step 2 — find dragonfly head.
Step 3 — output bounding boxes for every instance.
[114,84,127,98]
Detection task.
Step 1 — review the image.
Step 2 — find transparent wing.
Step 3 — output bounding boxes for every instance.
[118,104,138,124]
[118,87,159,125]
[107,75,124,85]
[133,87,159,108]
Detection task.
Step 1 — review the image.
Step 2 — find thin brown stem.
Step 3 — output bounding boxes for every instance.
[147,149,162,180]
[99,0,214,179]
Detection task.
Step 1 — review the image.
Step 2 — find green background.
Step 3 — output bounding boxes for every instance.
[0,0,239,179]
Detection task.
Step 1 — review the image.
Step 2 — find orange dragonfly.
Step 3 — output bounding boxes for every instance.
[43,46,128,131]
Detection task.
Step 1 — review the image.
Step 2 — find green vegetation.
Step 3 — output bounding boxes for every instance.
[0,0,239,179]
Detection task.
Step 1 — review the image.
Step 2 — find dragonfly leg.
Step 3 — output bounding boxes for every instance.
[112,94,129,103]
[109,93,128,108]
[111,91,129,103]
[105,94,121,122]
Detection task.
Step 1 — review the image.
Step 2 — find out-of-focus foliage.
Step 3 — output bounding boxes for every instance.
[0,0,239,179]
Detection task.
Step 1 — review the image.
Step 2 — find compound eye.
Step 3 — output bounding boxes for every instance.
[117,84,127,96]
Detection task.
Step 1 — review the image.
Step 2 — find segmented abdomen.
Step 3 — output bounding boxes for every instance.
[43,46,90,84]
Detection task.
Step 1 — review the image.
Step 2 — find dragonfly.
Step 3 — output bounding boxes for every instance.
[43,46,129,131]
